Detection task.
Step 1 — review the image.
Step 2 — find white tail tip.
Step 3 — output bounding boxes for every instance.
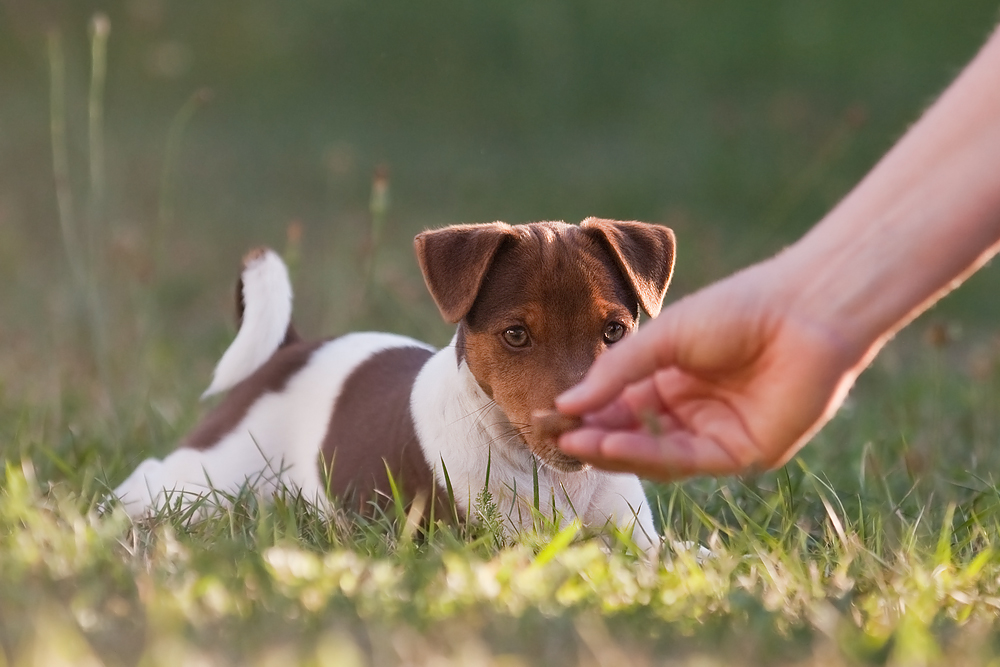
[202,248,293,398]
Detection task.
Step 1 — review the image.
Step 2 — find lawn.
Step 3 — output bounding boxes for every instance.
[4,2,1000,664]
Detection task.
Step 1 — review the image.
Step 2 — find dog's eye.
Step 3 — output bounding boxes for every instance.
[603,322,626,345]
[502,326,531,349]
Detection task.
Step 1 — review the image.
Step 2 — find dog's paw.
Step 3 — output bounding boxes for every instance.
[669,540,714,563]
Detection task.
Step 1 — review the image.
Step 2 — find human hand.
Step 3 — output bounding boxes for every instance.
[554,26,1000,481]
[555,259,866,481]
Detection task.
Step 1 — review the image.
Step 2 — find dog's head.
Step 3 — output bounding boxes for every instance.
[415,219,675,472]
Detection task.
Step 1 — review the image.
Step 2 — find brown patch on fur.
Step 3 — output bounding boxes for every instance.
[414,223,517,323]
[234,276,246,325]
[235,247,270,327]
[580,218,676,317]
[184,341,323,450]
[242,246,268,266]
[323,346,453,520]
[453,221,663,471]
[282,325,301,346]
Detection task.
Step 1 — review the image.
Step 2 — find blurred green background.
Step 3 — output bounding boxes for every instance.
[1,0,1000,451]
[6,7,1000,662]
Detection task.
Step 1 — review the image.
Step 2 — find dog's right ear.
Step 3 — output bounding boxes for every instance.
[415,223,516,323]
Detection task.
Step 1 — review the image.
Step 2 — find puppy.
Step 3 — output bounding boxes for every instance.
[113,219,675,550]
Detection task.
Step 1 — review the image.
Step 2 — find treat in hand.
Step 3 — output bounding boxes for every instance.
[532,409,583,442]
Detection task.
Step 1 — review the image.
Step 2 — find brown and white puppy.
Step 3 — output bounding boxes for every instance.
[113,219,675,549]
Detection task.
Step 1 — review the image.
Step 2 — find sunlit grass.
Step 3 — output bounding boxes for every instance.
[6,344,1000,666]
[5,432,1000,666]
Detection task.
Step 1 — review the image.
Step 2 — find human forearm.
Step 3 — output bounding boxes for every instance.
[555,26,1000,480]
[774,26,1000,366]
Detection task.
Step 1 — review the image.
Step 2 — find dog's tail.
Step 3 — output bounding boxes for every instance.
[201,247,299,398]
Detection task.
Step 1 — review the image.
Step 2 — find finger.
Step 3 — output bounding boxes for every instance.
[560,428,745,481]
[580,371,693,430]
[583,398,681,435]
[556,313,681,414]
[579,377,664,428]
[581,398,639,430]
[557,427,662,475]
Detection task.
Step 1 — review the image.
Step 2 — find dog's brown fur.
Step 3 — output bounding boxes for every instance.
[415,218,675,472]
[322,345,450,517]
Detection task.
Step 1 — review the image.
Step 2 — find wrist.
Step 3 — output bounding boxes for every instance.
[761,27,1000,370]
[756,242,882,372]
[775,141,1000,369]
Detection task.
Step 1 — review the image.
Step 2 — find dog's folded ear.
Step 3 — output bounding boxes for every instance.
[580,218,676,318]
[415,222,517,323]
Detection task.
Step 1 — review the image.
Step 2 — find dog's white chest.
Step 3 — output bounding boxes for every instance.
[410,343,653,546]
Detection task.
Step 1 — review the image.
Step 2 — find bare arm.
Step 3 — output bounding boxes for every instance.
[555,26,1000,480]
[790,25,1000,356]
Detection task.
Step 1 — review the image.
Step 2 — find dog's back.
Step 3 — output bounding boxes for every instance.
[114,249,440,517]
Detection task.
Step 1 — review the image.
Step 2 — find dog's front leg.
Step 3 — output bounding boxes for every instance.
[587,474,660,555]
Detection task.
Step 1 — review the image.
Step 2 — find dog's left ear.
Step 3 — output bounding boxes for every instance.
[580,218,676,318]
[415,222,517,323]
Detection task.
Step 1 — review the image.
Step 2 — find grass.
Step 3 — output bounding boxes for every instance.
[8,380,1000,666]
[7,248,1000,666]
[6,1,1000,665]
